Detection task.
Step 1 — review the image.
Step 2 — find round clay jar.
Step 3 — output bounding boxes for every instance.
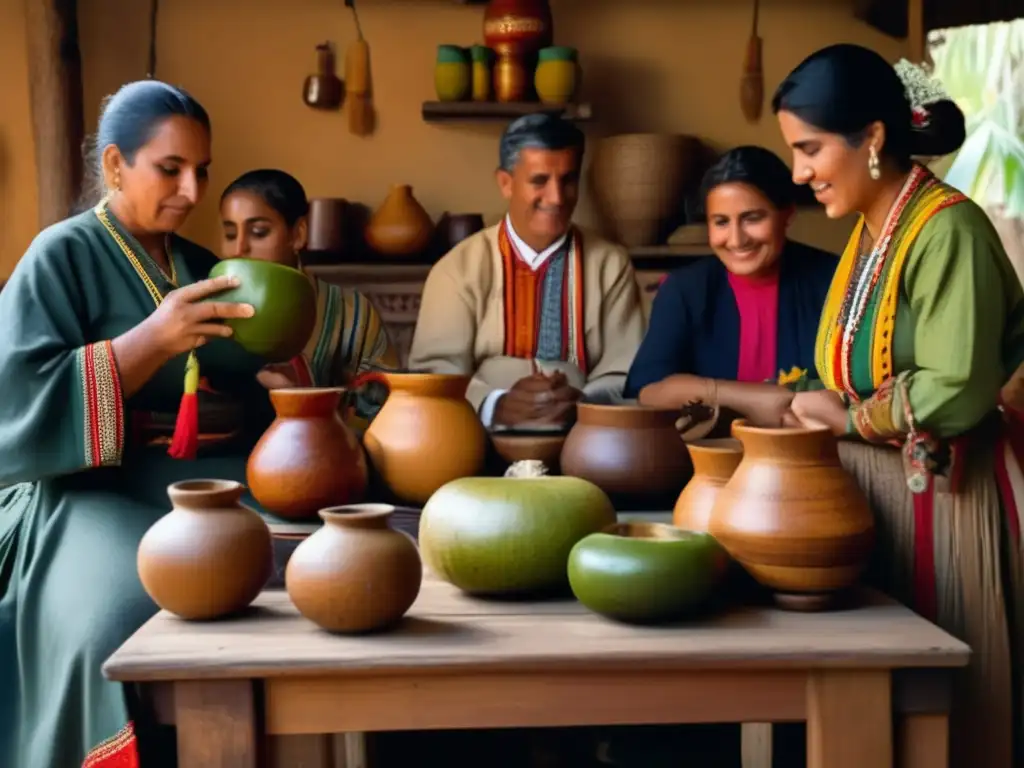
[138,479,273,620]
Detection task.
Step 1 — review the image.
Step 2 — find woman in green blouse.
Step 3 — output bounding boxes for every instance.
[775,44,1023,767]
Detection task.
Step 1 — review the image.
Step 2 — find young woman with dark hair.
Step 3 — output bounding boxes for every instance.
[219,169,399,432]
[775,44,1024,767]
[625,144,839,426]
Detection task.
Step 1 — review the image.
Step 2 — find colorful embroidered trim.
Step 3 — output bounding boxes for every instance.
[498,220,587,372]
[82,721,139,768]
[78,340,124,468]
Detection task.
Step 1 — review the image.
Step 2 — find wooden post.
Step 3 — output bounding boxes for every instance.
[23,0,85,228]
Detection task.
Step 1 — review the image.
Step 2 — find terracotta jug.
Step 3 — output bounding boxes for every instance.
[364,184,434,257]
[560,403,693,506]
[286,504,422,633]
[708,420,875,611]
[673,438,743,532]
[247,388,368,520]
[138,480,273,620]
[355,372,487,504]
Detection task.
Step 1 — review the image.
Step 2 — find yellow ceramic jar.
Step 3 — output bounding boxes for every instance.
[435,45,470,102]
[534,46,578,104]
[470,45,493,101]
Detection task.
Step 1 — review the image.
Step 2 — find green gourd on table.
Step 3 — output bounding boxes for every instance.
[419,461,615,595]
[207,258,317,362]
[568,523,729,624]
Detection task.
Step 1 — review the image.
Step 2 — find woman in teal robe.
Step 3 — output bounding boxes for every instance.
[775,45,1023,767]
[0,81,269,767]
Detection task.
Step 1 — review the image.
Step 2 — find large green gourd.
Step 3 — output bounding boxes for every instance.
[208,259,317,362]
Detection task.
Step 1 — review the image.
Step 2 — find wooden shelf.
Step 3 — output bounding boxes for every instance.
[422,101,593,123]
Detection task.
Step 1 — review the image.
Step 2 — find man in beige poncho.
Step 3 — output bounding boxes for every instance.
[407,113,646,428]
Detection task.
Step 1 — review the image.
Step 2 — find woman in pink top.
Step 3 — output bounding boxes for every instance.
[625,145,839,426]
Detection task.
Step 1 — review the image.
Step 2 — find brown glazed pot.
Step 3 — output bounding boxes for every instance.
[247,388,369,520]
[364,184,434,257]
[137,480,273,620]
[286,504,422,633]
[673,438,743,532]
[356,373,488,504]
[708,420,876,611]
[560,403,693,506]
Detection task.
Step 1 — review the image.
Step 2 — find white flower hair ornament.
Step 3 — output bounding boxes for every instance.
[894,58,952,129]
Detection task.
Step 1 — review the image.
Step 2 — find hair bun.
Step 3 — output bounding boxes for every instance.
[894,59,966,157]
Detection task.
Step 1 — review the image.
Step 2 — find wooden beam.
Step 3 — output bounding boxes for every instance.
[23,0,85,228]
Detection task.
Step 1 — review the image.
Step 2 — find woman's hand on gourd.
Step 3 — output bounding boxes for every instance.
[142,275,254,359]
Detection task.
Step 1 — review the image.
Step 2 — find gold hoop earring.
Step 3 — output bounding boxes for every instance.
[868,146,881,180]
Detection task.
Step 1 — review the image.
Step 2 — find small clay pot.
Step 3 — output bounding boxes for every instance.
[364,185,434,257]
[560,402,693,507]
[138,479,273,620]
[248,388,369,520]
[286,504,422,633]
[490,432,565,472]
[673,438,743,532]
[709,420,875,611]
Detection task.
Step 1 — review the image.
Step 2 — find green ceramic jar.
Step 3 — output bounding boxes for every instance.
[469,45,493,101]
[535,46,578,104]
[207,258,317,362]
[435,45,471,102]
[568,523,729,624]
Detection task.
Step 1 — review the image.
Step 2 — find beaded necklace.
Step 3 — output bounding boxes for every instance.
[94,199,178,307]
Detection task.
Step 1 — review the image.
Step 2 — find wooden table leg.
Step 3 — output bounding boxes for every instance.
[897,714,948,768]
[175,679,258,768]
[806,670,893,768]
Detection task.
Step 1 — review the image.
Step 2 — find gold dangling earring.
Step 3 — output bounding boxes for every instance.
[868,146,881,180]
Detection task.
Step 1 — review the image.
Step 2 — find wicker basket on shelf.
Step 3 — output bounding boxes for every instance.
[590,133,701,247]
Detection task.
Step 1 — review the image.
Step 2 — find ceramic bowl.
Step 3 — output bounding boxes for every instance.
[490,432,567,471]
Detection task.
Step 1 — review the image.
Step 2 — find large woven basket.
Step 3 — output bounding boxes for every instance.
[590,133,700,247]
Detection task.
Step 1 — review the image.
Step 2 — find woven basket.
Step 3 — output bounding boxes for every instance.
[590,133,700,247]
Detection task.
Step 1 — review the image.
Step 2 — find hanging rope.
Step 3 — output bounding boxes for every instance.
[147,0,160,78]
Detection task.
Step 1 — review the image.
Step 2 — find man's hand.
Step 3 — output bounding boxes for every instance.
[493,371,581,427]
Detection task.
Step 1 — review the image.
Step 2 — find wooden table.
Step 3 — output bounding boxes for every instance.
[104,573,969,768]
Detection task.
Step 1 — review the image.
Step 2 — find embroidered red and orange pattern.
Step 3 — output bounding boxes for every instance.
[79,340,125,467]
[82,721,139,768]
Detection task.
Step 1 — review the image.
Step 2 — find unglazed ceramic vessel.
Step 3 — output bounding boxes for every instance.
[673,438,743,532]
[286,504,422,633]
[560,402,693,506]
[708,420,876,611]
[356,373,487,504]
[247,388,368,520]
[364,185,434,257]
[137,479,273,620]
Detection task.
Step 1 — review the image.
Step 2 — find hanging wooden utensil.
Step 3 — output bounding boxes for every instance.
[344,0,374,136]
[739,0,763,123]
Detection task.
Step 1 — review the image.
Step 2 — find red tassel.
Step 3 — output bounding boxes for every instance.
[168,350,200,460]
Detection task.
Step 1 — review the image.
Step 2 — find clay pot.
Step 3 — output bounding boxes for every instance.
[560,402,693,506]
[247,388,369,520]
[590,133,701,248]
[138,480,273,620]
[436,212,485,253]
[356,372,488,504]
[673,438,743,532]
[286,504,422,633]
[708,420,875,611]
[207,259,317,362]
[494,52,529,103]
[303,42,343,110]
[568,523,728,624]
[484,0,552,64]
[364,184,434,257]
[306,198,349,254]
[491,432,565,472]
